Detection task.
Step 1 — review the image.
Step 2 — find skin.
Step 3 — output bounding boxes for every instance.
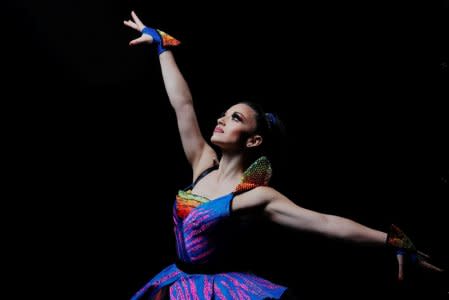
[124,10,444,281]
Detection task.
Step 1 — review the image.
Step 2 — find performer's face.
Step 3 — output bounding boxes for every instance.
[211,103,259,151]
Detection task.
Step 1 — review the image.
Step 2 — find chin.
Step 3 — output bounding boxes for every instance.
[211,133,220,142]
[211,137,229,150]
[210,136,221,146]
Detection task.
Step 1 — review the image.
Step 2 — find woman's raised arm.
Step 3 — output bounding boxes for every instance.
[124,11,217,178]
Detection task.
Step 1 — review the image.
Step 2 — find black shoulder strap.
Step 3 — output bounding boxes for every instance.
[184,165,218,191]
[192,165,218,187]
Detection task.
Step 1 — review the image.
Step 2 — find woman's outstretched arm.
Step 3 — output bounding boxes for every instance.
[124,11,217,178]
[233,186,444,279]
[235,186,386,245]
[265,188,387,245]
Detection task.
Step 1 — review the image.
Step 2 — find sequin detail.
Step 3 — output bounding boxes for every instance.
[175,156,273,219]
[156,29,181,47]
[234,156,272,194]
[176,190,209,219]
[386,224,417,251]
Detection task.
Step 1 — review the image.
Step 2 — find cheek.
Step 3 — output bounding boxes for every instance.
[228,127,251,143]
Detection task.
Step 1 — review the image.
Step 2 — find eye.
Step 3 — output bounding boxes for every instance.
[231,112,242,122]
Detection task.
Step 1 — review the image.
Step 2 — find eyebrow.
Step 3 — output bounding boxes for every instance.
[229,111,248,122]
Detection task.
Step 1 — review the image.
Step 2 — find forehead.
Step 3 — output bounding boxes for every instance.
[227,103,257,118]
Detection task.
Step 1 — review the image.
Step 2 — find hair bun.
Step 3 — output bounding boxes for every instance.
[265,113,277,128]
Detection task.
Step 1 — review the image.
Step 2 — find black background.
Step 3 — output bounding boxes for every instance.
[3,0,448,299]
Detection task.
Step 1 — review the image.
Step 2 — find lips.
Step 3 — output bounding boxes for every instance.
[214,126,224,133]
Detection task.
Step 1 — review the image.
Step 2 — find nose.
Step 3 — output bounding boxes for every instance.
[217,116,225,126]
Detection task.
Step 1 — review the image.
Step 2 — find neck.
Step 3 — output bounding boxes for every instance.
[216,152,246,183]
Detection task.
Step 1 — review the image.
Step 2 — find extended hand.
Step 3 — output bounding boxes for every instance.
[389,224,445,281]
[123,11,153,46]
[397,249,444,281]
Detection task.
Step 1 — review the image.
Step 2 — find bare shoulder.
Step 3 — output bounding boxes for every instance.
[231,186,281,212]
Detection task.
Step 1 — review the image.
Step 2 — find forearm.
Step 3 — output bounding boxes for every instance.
[322,214,387,246]
[159,51,193,112]
[265,193,388,247]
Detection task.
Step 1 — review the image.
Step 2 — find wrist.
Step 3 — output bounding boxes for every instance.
[141,26,180,55]
[386,224,417,252]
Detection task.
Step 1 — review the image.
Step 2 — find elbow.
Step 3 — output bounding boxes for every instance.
[313,213,351,239]
[316,213,334,236]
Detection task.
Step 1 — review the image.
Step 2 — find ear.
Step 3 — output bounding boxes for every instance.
[246,134,263,148]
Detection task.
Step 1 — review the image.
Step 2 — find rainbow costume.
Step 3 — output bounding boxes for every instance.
[131,157,288,299]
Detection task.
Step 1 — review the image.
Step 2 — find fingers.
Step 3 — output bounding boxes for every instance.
[417,250,431,259]
[417,259,445,273]
[396,253,405,281]
[129,35,152,46]
[124,11,152,46]
[123,20,139,31]
[416,248,444,272]
[123,11,145,32]
[131,11,144,28]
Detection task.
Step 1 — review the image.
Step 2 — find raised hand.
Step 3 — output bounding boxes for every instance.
[123,11,153,46]
[123,11,180,54]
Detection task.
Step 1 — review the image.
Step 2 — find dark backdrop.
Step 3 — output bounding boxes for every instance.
[4,0,448,299]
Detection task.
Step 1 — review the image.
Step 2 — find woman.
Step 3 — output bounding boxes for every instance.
[123,11,443,300]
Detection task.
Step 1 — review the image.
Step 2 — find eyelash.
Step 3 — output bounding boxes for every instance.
[232,113,242,122]
[220,112,242,122]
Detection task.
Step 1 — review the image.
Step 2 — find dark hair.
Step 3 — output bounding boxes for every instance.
[240,101,286,164]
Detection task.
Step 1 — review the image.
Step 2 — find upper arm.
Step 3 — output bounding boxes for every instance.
[263,189,330,234]
[175,103,217,176]
[231,186,322,229]
[235,187,386,245]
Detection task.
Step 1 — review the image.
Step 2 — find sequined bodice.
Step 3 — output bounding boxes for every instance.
[172,157,272,264]
[130,156,288,300]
